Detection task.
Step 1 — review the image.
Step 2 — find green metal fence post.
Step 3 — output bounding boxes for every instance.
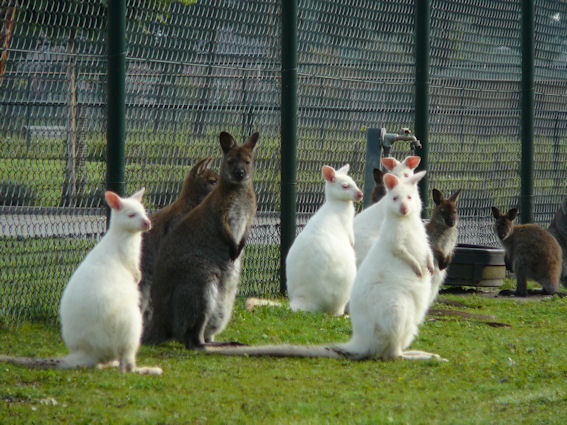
[106,0,126,200]
[280,0,298,295]
[520,0,534,224]
[415,0,430,215]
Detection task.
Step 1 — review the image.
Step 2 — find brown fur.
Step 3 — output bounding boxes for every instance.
[547,197,567,284]
[426,188,461,270]
[143,132,258,348]
[139,158,218,326]
[492,207,562,296]
[369,168,385,205]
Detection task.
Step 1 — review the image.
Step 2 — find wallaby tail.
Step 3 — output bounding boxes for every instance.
[205,343,350,359]
[0,354,66,369]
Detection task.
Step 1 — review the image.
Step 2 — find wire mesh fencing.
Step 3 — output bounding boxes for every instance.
[1,0,566,324]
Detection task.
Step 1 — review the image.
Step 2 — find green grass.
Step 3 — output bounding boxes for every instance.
[1,295,567,424]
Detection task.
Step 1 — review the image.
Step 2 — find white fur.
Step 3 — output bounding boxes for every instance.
[340,172,441,360]
[353,156,419,267]
[286,164,363,315]
[59,189,161,374]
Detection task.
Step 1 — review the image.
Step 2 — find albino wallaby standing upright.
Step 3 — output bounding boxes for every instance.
[492,207,562,296]
[206,172,443,361]
[0,189,162,374]
[547,197,567,284]
[426,188,461,305]
[144,132,258,349]
[286,164,363,316]
[139,158,218,327]
[369,167,385,204]
[354,155,421,267]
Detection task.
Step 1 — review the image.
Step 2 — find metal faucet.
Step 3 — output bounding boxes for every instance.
[381,127,422,153]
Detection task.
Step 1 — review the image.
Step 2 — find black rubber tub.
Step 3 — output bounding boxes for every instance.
[444,244,506,287]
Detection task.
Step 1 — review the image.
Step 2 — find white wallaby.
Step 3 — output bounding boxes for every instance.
[286,164,363,315]
[206,171,445,361]
[353,155,421,267]
[0,189,162,375]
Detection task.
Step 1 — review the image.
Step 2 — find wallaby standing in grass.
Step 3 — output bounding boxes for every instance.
[139,158,218,328]
[206,172,444,361]
[354,156,421,267]
[369,168,385,204]
[492,207,562,296]
[144,132,258,349]
[547,197,567,284]
[286,164,363,316]
[0,189,162,374]
[426,188,461,305]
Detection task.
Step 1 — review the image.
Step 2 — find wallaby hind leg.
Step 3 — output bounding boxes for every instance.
[401,350,448,362]
[539,278,559,295]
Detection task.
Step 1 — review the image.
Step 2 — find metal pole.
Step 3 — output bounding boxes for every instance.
[106,0,126,198]
[520,0,534,224]
[415,0,430,215]
[280,0,298,294]
[363,128,381,208]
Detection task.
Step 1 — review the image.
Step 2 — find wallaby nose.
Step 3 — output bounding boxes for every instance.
[234,168,246,181]
[142,218,151,231]
[400,203,408,215]
[355,190,363,201]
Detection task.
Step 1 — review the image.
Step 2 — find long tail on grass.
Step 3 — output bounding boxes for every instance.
[204,343,353,359]
[0,354,66,369]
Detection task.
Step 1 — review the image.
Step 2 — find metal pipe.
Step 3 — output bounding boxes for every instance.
[415,0,430,215]
[280,0,298,294]
[106,0,126,200]
[520,0,534,224]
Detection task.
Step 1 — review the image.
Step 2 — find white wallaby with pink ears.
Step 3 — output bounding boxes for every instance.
[353,155,421,267]
[0,188,162,374]
[286,164,363,316]
[205,171,445,361]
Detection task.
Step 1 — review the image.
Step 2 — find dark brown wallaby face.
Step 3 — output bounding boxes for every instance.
[432,188,461,227]
[370,168,386,204]
[183,157,218,203]
[492,207,517,240]
[220,132,258,185]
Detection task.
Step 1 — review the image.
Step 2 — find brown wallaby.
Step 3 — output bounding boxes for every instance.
[547,197,567,284]
[139,158,218,327]
[143,131,258,348]
[491,207,562,296]
[369,168,385,204]
[426,188,461,305]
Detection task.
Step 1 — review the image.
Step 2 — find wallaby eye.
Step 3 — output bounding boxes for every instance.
[393,196,399,201]
[208,179,217,184]
[407,195,412,200]
[128,213,136,218]
[341,183,350,189]
[404,173,409,178]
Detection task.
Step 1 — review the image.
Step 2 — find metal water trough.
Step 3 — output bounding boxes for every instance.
[444,244,506,287]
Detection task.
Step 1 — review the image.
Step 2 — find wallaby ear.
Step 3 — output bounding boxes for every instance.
[449,188,462,202]
[336,164,350,175]
[432,188,443,205]
[322,165,336,183]
[105,191,122,211]
[383,173,399,191]
[244,132,259,153]
[507,208,518,221]
[373,168,384,183]
[129,187,145,202]
[408,170,426,185]
[219,131,237,154]
[191,157,210,177]
[491,206,502,219]
[381,157,399,171]
[403,156,421,170]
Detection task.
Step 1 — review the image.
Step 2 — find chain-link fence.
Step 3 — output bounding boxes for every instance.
[1,0,566,324]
